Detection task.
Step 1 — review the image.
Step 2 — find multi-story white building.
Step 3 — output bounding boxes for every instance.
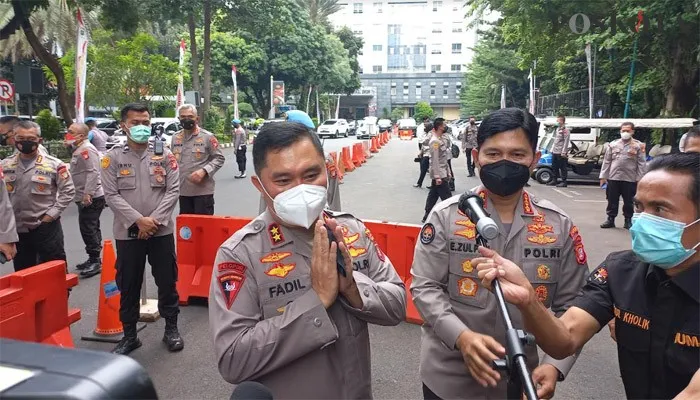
[330,0,481,119]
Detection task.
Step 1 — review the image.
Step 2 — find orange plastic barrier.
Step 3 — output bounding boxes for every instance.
[337,150,346,179]
[177,215,252,304]
[370,137,379,153]
[352,143,365,166]
[404,277,423,324]
[399,129,413,140]
[0,261,81,347]
[341,146,355,172]
[362,140,372,159]
[329,151,343,181]
[383,132,389,145]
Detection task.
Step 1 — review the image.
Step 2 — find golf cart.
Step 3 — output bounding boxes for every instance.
[532,118,696,185]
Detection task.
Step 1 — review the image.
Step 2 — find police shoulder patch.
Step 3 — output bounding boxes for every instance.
[101,155,111,169]
[217,270,246,309]
[589,266,608,285]
[420,223,436,245]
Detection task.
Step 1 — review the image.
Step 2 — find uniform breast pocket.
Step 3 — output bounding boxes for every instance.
[259,274,311,320]
[116,173,136,190]
[666,327,700,376]
[523,260,560,308]
[149,172,166,188]
[30,175,53,196]
[612,149,622,160]
[447,257,487,309]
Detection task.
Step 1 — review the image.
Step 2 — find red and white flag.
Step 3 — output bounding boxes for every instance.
[232,65,239,120]
[176,40,186,110]
[74,9,88,122]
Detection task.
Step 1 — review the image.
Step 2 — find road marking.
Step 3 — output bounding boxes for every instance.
[570,190,583,196]
[552,188,573,198]
[574,200,607,203]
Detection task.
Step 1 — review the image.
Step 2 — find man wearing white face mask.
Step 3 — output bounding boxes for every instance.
[209,122,406,399]
[474,152,700,400]
[599,121,646,229]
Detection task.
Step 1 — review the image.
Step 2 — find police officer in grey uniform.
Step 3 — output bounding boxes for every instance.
[85,118,109,154]
[599,121,646,229]
[548,114,571,187]
[1,121,75,272]
[458,116,478,177]
[211,122,406,399]
[65,123,105,278]
[172,104,225,215]
[411,108,587,400]
[233,119,247,178]
[422,118,452,223]
[101,103,183,355]
[0,163,18,262]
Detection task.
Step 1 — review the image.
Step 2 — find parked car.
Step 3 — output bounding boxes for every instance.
[358,116,378,139]
[398,118,418,137]
[96,119,119,136]
[378,119,392,133]
[105,118,180,150]
[317,119,349,138]
[347,120,357,136]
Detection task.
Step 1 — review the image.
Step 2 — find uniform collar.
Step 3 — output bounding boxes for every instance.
[260,211,313,258]
[474,186,541,243]
[647,262,700,303]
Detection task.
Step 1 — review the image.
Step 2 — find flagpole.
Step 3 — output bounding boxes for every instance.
[176,40,185,113]
[74,8,88,122]
[269,75,274,119]
[231,65,239,120]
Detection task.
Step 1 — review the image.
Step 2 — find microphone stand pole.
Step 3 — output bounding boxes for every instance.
[476,234,538,400]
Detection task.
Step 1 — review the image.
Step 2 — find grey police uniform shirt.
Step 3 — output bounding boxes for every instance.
[599,138,646,183]
[233,127,246,149]
[171,127,225,197]
[429,135,450,180]
[551,126,571,156]
[459,124,478,151]
[70,140,104,201]
[90,129,109,153]
[257,154,342,214]
[209,210,406,399]
[1,153,75,233]
[101,144,180,240]
[411,187,588,399]
[0,164,18,244]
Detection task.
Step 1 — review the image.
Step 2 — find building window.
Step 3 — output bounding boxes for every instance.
[415,87,422,96]
[403,89,409,95]
[372,65,382,73]
[353,3,363,14]
[353,30,363,36]
[431,65,441,72]
[390,87,397,96]
[431,49,442,55]
[433,1,442,12]
[389,47,395,55]
[430,89,436,95]
[432,28,442,34]
[451,64,461,71]
[452,43,462,54]
[452,27,463,33]
[443,89,448,95]
[403,82,409,87]
[373,45,382,51]
[374,2,382,13]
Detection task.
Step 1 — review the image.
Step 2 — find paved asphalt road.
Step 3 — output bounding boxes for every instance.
[1,136,630,399]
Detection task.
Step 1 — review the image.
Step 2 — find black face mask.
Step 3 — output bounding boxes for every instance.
[180,119,196,130]
[470,121,476,125]
[16,140,38,155]
[479,159,531,197]
[0,135,7,146]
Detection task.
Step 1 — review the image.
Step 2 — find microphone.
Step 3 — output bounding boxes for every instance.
[458,192,499,240]
[230,381,274,400]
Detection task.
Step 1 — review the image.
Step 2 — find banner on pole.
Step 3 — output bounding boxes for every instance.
[176,40,185,110]
[585,43,593,119]
[500,85,506,109]
[273,81,286,107]
[74,9,89,123]
[231,65,239,120]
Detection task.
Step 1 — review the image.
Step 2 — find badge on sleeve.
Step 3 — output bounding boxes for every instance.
[218,273,245,309]
[210,136,219,149]
[101,156,111,169]
[0,165,3,180]
[57,165,69,180]
[167,153,178,171]
[420,223,436,245]
[590,266,608,284]
[365,227,386,262]
[81,150,89,160]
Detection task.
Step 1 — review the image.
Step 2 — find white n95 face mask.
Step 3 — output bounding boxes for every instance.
[269,184,328,229]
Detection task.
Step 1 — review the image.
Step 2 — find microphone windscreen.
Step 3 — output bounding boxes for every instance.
[230,381,274,400]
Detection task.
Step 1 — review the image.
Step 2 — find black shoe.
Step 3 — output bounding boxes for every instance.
[111,324,141,355]
[556,182,568,187]
[238,173,247,179]
[163,319,184,352]
[75,259,91,271]
[546,180,558,186]
[600,219,615,229]
[467,173,475,177]
[624,219,632,229]
[79,261,101,279]
[413,183,421,188]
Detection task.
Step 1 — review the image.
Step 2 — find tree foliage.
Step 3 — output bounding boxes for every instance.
[413,101,435,121]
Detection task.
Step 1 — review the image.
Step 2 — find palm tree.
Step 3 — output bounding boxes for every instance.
[294,0,342,27]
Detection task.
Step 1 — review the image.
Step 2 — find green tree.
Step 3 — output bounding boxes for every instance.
[35,108,61,140]
[413,101,435,121]
[294,0,342,28]
[237,102,255,118]
[390,107,405,121]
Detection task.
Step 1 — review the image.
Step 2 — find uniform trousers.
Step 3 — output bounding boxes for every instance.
[14,218,66,272]
[465,147,475,175]
[115,234,180,325]
[179,194,215,215]
[424,179,452,218]
[552,154,568,182]
[77,196,105,259]
[416,157,430,187]
[236,146,247,173]
[606,180,637,219]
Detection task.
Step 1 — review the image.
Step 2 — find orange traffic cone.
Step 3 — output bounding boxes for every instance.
[81,240,146,343]
[370,137,379,153]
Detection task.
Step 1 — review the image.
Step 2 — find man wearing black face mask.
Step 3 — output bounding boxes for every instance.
[410,108,588,400]
[1,121,75,272]
[0,115,20,147]
[171,104,226,215]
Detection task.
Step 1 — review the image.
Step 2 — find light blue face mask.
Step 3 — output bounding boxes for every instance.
[630,213,700,269]
[128,125,151,144]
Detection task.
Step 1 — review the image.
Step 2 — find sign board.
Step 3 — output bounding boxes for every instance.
[0,79,15,102]
[184,91,200,106]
